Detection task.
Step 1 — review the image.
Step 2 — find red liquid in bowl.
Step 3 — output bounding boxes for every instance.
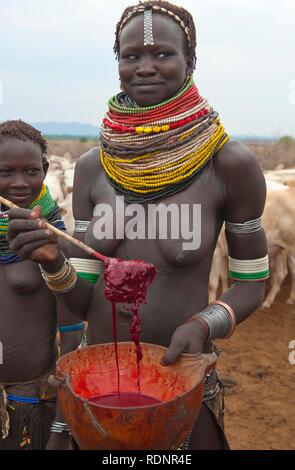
[88,392,161,407]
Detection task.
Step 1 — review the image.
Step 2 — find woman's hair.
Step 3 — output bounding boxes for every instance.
[114,0,197,66]
[0,119,48,155]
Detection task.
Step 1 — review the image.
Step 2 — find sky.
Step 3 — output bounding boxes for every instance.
[0,0,294,137]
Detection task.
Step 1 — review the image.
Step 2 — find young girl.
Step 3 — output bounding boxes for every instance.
[0,120,82,449]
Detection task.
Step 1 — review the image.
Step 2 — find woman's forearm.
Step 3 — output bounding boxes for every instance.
[53,277,93,320]
[219,280,266,324]
[41,253,94,321]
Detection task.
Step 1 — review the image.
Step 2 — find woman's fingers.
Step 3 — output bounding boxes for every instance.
[16,240,56,260]
[8,207,38,220]
[9,229,52,253]
[161,333,187,366]
[7,205,47,241]
[160,322,206,366]
[6,205,58,262]
[7,219,46,239]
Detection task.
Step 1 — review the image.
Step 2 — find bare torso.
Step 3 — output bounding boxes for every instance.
[74,143,230,349]
[0,260,57,382]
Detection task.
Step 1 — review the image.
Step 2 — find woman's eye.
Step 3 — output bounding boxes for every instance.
[26,168,40,175]
[0,169,11,175]
[121,54,138,60]
[157,52,170,58]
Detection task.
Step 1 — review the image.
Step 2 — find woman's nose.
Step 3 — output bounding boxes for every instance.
[136,56,157,76]
[10,174,29,188]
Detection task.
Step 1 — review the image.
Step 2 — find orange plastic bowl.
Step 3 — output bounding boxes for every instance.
[55,342,217,450]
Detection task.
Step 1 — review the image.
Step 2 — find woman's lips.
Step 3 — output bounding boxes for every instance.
[133,82,163,93]
[8,194,31,202]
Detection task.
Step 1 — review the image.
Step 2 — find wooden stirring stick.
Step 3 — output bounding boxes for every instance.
[0,195,107,263]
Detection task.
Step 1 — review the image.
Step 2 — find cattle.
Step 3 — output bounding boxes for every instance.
[265,169,295,189]
[58,191,74,235]
[45,172,65,204]
[63,165,75,191]
[209,182,295,308]
[262,186,295,307]
[45,154,76,234]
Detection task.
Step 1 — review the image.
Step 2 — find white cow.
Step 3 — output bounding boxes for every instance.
[45,172,65,204]
[58,191,74,235]
[262,186,295,307]
[209,182,295,308]
[63,164,75,191]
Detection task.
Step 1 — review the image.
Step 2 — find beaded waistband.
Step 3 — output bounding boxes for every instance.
[0,392,56,404]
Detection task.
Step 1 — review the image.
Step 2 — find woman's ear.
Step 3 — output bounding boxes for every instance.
[120,79,125,91]
[186,55,196,77]
[42,159,49,178]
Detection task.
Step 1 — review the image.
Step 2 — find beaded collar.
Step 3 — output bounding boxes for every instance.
[0,184,65,264]
[100,77,230,203]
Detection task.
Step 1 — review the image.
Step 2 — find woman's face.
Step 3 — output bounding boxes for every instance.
[0,138,46,208]
[119,13,192,107]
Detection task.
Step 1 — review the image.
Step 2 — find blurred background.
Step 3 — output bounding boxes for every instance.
[1,0,295,450]
[0,0,294,138]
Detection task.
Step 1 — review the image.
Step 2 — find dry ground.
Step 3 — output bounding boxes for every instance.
[216,278,295,450]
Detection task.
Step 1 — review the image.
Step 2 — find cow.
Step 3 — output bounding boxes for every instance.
[58,191,74,235]
[209,183,295,308]
[45,172,65,204]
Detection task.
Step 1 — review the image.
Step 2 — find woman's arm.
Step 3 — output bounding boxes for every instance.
[7,149,100,320]
[162,142,268,364]
[216,141,267,320]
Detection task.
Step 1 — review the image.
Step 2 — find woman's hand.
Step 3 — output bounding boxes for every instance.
[7,205,60,264]
[161,319,207,366]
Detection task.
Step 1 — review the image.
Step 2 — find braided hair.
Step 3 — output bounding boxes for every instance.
[114,0,197,67]
[0,120,48,156]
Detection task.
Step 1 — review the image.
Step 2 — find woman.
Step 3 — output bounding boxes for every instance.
[7,1,268,450]
[0,120,83,450]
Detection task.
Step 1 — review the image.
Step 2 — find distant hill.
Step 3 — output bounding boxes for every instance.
[28,121,277,142]
[31,121,98,137]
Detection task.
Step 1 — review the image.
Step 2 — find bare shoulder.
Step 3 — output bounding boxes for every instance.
[75,146,101,179]
[73,146,100,220]
[215,140,266,220]
[214,140,262,182]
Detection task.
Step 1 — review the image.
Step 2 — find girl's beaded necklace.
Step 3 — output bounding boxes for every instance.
[0,184,65,264]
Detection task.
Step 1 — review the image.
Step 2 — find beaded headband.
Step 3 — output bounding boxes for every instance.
[144,5,154,46]
[119,3,192,47]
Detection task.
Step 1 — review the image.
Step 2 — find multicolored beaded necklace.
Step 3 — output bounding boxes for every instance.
[100,76,230,203]
[0,184,65,264]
